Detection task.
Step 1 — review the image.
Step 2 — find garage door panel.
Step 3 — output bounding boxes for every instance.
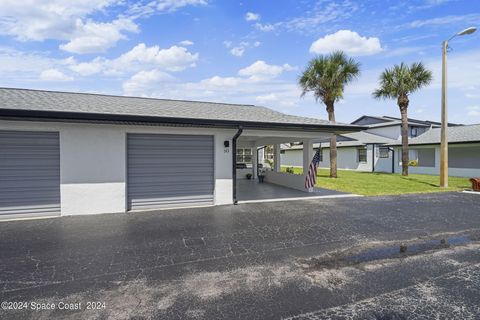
[127,133,214,211]
[0,131,60,217]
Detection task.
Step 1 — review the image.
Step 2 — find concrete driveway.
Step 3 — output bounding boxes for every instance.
[1,192,479,319]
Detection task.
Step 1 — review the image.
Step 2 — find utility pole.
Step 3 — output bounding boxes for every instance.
[439,27,476,188]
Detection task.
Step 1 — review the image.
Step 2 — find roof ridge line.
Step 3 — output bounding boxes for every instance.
[0,86,257,108]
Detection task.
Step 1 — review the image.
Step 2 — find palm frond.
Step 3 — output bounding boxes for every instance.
[298,51,361,104]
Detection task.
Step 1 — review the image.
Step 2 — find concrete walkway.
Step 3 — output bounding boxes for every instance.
[236,179,354,202]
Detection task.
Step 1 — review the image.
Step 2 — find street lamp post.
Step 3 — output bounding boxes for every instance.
[440,27,476,188]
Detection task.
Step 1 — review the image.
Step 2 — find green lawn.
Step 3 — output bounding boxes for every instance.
[281,167,471,196]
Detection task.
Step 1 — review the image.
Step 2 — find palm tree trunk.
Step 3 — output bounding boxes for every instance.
[398,96,409,176]
[326,102,337,178]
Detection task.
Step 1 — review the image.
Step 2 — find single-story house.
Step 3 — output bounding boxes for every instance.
[389,124,480,177]
[281,131,398,173]
[281,114,466,174]
[0,88,363,219]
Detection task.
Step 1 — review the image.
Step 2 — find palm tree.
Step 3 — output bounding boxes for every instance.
[373,62,432,176]
[299,51,360,178]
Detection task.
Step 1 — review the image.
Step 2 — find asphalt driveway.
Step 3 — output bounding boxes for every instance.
[1,192,479,319]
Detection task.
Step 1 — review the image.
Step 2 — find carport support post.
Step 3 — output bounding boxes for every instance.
[274,144,281,172]
[252,146,258,179]
[303,139,313,191]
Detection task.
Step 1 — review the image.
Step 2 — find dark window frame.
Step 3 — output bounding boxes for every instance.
[411,127,418,137]
[358,148,367,163]
[379,147,389,158]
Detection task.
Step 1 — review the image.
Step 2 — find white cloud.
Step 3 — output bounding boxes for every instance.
[129,0,207,16]
[0,1,115,41]
[252,0,358,34]
[60,18,139,54]
[40,68,73,81]
[0,1,138,54]
[68,57,105,76]
[245,12,260,21]
[115,43,198,72]
[408,14,480,28]
[230,47,245,57]
[68,43,199,76]
[118,59,302,109]
[309,30,383,56]
[179,40,194,46]
[466,106,480,117]
[238,60,296,80]
[254,23,275,32]
[0,1,206,54]
[123,69,174,96]
[226,41,261,57]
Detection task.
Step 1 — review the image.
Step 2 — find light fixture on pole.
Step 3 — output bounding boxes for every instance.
[440,26,476,188]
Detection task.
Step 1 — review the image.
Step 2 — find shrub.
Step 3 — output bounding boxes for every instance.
[246,173,252,179]
[286,167,295,174]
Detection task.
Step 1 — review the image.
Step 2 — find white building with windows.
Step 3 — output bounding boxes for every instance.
[281,115,478,177]
[0,88,363,220]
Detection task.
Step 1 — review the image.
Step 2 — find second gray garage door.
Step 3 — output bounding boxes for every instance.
[127,133,215,211]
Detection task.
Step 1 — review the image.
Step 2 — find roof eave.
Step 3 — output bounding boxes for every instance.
[0,109,366,133]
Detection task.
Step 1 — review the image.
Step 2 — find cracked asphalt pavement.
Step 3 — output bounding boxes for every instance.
[0,192,479,319]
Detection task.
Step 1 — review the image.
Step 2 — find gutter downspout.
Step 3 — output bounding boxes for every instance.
[372,144,375,173]
[232,127,243,205]
[388,147,395,174]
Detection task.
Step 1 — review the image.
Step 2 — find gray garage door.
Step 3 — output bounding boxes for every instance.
[127,133,214,211]
[0,131,60,218]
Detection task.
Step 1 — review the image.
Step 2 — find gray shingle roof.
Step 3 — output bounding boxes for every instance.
[319,131,398,148]
[0,88,361,130]
[388,124,480,145]
[282,131,397,150]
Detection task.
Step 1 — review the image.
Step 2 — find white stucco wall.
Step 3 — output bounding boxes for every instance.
[320,145,374,172]
[0,120,236,214]
[282,145,397,173]
[374,147,394,173]
[393,143,480,177]
[280,149,304,167]
[264,171,307,192]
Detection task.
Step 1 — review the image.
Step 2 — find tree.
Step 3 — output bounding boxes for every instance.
[373,62,432,176]
[299,51,360,178]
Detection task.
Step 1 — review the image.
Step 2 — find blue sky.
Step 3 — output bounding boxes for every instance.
[0,0,479,124]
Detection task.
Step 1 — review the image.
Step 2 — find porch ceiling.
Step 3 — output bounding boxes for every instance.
[237,129,332,146]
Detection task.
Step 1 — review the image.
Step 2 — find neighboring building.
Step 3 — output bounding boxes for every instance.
[389,124,480,178]
[0,88,363,219]
[281,132,397,173]
[281,115,466,175]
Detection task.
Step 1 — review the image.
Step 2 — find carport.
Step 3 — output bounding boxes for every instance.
[234,129,357,203]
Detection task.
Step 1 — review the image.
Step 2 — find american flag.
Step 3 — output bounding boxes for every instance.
[305,149,321,189]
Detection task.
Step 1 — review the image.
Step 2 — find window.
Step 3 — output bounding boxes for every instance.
[358,148,367,163]
[236,148,252,163]
[411,127,418,137]
[417,148,435,167]
[379,147,389,158]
